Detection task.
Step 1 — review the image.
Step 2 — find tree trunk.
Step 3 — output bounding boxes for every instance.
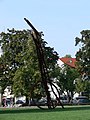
[26,95,29,105]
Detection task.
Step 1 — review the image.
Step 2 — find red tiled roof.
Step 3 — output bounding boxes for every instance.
[59,58,76,68]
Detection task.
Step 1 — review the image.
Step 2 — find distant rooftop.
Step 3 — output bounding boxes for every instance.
[59,58,76,68]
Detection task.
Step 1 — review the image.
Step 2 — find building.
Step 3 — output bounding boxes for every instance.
[58,57,76,68]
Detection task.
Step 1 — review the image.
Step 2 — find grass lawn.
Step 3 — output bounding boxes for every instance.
[0,105,90,120]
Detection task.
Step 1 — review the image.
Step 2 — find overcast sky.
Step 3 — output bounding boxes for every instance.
[0,0,90,57]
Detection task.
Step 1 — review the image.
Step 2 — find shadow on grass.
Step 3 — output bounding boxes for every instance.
[0,105,90,114]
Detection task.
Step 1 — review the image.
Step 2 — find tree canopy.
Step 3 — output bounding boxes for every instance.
[75,30,90,97]
[57,55,80,100]
[75,30,90,79]
[0,28,59,98]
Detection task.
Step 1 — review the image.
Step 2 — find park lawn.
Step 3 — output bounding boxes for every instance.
[0,105,90,120]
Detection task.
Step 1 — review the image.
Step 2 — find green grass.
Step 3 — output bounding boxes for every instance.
[0,105,90,120]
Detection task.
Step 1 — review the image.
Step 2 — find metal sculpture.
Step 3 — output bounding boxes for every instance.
[24,18,64,109]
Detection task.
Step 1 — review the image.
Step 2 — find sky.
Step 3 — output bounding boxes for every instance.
[0,0,90,57]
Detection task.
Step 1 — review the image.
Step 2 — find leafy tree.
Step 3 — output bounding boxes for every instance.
[75,77,90,98]
[57,55,80,101]
[75,77,86,94]
[13,37,41,102]
[75,30,90,78]
[0,29,59,101]
[0,29,31,92]
[75,30,90,97]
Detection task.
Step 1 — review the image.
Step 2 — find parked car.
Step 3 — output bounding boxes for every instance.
[30,97,57,106]
[78,98,90,105]
[60,95,69,104]
[16,100,24,104]
[72,96,90,105]
[14,100,25,107]
[29,98,46,106]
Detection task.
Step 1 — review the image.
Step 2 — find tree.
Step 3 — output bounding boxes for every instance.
[0,29,31,92]
[75,76,90,98]
[75,30,90,78]
[75,30,90,97]
[75,77,85,95]
[12,37,41,102]
[0,29,59,101]
[57,55,80,101]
